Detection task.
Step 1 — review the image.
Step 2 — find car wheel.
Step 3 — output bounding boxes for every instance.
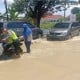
[47,35,50,40]
[68,34,72,39]
[65,34,72,40]
[38,33,43,38]
[78,31,80,36]
[47,37,50,40]
[38,34,41,38]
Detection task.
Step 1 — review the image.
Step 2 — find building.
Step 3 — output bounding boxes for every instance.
[41,13,64,23]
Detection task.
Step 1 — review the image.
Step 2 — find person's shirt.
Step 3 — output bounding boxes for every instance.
[7,30,18,43]
[24,33,32,42]
[23,25,32,42]
[27,33,32,42]
[0,33,7,42]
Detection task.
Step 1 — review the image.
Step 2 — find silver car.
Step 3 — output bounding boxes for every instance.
[47,22,80,40]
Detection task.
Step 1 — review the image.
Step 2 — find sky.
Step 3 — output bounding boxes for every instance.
[0,0,80,17]
[54,4,80,16]
[0,0,13,14]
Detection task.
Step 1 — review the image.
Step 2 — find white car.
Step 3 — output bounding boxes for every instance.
[0,43,4,56]
[47,22,80,40]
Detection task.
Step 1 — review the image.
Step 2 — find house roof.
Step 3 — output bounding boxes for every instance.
[42,15,63,20]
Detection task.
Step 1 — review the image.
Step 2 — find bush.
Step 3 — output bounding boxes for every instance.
[40,22,56,29]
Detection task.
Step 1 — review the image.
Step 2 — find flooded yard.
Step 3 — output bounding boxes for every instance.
[0,36,80,80]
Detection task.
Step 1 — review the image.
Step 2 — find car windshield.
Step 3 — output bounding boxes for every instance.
[71,22,80,27]
[7,22,35,28]
[54,23,70,29]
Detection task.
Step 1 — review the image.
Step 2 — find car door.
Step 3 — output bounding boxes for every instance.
[71,22,79,37]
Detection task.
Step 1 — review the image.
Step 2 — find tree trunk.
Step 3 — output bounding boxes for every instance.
[4,0,9,21]
[33,18,37,26]
[37,16,41,28]
[33,17,41,28]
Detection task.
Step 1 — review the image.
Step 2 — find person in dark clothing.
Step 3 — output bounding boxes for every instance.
[1,28,23,57]
[23,24,32,53]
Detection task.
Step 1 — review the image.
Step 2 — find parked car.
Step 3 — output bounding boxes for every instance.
[47,22,80,40]
[7,21,43,39]
[0,22,3,29]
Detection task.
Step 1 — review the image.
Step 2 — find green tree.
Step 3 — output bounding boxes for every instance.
[71,7,80,22]
[0,13,2,17]
[8,5,19,21]
[4,0,9,21]
[76,13,80,22]
[0,13,2,19]
[71,7,80,14]
[12,0,76,28]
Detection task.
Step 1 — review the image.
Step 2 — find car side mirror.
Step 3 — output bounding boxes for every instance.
[71,26,75,29]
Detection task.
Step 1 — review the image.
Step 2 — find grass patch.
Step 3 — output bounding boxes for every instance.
[40,22,56,29]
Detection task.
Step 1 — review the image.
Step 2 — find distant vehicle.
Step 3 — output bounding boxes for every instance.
[47,22,80,40]
[0,22,3,28]
[7,22,43,39]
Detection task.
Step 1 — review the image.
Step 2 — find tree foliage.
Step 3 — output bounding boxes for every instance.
[8,5,19,21]
[71,7,80,22]
[71,7,80,14]
[12,0,75,27]
[0,13,3,19]
[76,13,80,22]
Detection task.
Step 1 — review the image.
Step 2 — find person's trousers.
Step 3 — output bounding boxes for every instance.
[25,41,31,53]
[13,39,23,55]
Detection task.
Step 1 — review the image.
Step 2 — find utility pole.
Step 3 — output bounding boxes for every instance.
[4,0,9,21]
[63,0,67,20]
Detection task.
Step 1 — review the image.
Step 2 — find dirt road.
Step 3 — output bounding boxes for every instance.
[0,37,80,80]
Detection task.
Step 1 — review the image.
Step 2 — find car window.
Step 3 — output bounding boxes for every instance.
[54,23,70,29]
[71,22,80,27]
[7,22,35,28]
[0,22,3,28]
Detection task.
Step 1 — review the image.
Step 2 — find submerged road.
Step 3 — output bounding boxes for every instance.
[0,37,80,80]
